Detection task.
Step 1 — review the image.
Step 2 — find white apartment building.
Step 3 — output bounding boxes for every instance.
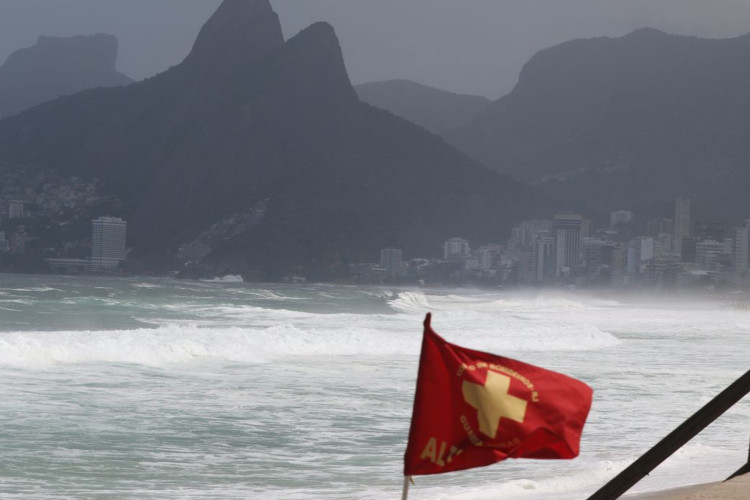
[695,240,724,272]
[673,197,691,257]
[379,247,404,278]
[8,200,24,219]
[610,210,634,227]
[733,221,750,276]
[91,216,127,271]
[443,237,470,261]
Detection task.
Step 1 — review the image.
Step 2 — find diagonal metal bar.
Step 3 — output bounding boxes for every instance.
[725,435,750,481]
[587,369,750,500]
[725,461,750,482]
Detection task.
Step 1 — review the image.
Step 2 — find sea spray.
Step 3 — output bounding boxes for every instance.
[0,275,748,498]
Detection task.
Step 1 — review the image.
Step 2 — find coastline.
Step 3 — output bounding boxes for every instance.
[627,473,750,499]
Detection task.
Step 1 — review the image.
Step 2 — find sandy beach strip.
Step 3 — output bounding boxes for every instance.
[625,473,750,499]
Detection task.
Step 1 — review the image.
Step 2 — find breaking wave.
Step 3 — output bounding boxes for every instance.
[0,315,618,369]
[387,290,432,313]
[0,286,629,368]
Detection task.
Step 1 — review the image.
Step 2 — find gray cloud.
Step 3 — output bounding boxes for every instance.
[1,0,749,99]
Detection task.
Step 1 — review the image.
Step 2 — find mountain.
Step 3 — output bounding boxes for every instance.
[0,0,546,279]
[355,79,490,134]
[445,28,750,221]
[0,34,133,119]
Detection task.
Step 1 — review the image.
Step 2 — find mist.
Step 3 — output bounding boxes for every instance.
[1,0,750,98]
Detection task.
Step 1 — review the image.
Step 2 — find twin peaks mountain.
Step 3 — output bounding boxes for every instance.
[0,33,133,119]
[0,0,539,278]
[445,28,750,221]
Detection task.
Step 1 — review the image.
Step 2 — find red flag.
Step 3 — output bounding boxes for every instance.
[404,313,593,476]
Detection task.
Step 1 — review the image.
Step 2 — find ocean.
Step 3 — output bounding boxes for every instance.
[0,274,749,499]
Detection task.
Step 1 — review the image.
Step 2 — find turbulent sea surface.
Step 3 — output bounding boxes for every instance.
[1,274,749,499]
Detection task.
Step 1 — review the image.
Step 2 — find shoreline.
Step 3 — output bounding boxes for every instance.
[626,473,750,499]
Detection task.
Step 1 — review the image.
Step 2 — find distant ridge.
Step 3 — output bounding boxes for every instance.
[355,79,490,134]
[0,34,133,119]
[444,28,750,220]
[0,0,546,279]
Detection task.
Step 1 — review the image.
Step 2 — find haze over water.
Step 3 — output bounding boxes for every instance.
[1,274,749,499]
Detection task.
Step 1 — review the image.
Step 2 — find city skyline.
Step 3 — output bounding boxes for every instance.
[354,197,750,290]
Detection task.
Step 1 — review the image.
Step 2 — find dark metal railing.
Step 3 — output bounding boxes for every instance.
[726,434,750,481]
[587,369,750,500]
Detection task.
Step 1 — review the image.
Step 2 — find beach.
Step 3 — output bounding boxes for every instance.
[630,473,750,499]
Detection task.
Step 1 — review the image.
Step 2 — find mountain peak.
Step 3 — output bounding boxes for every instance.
[0,1,536,279]
[285,22,340,54]
[3,34,122,73]
[273,22,357,103]
[623,27,669,39]
[0,33,132,119]
[184,0,284,70]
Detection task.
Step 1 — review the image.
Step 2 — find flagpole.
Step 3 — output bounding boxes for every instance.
[401,475,411,500]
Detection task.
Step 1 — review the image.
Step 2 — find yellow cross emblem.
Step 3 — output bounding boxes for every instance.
[462,370,528,438]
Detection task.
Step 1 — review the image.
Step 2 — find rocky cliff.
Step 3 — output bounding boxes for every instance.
[0,33,133,119]
[445,28,750,220]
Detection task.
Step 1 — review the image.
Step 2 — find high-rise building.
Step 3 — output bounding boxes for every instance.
[583,238,615,283]
[443,237,470,261]
[626,237,654,276]
[10,226,27,254]
[647,218,674,237]
[695,240,724,272]
[8,200,24,219]
[733,220,750,276]
[673,198,691,257]
[379,247,403,279]
[511,220,552,248]
[553,214,584,278]
[648,254,681,288]
[654,232,675,256]
[610,210,634,227]
[610,245,627,287]
[91,216,127,271]
[534,236,555,283]
[694,218,724,242]
[476,244,502,270]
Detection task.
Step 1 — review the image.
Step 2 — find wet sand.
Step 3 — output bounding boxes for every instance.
[627,473,750,499]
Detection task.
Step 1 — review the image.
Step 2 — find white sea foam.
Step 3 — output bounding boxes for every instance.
[0,318,418,367]
[243,289,304,300]
[0,326,272,367]
[200,274,244,283]
[385,290,621,352]
[0,307,621,367]
[5,287,61,292]
[0,287,629,369]
[2,281,748,499]
[131,282,162,289]
[0,299,35,305]
[387,290,432,313]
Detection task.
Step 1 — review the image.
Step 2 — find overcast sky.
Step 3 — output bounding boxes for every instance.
[1,0,750,99]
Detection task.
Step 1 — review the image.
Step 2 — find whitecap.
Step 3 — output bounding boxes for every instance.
[200,274,244,283]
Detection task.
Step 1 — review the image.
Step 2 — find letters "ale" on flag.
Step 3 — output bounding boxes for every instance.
[404,313,593,476]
